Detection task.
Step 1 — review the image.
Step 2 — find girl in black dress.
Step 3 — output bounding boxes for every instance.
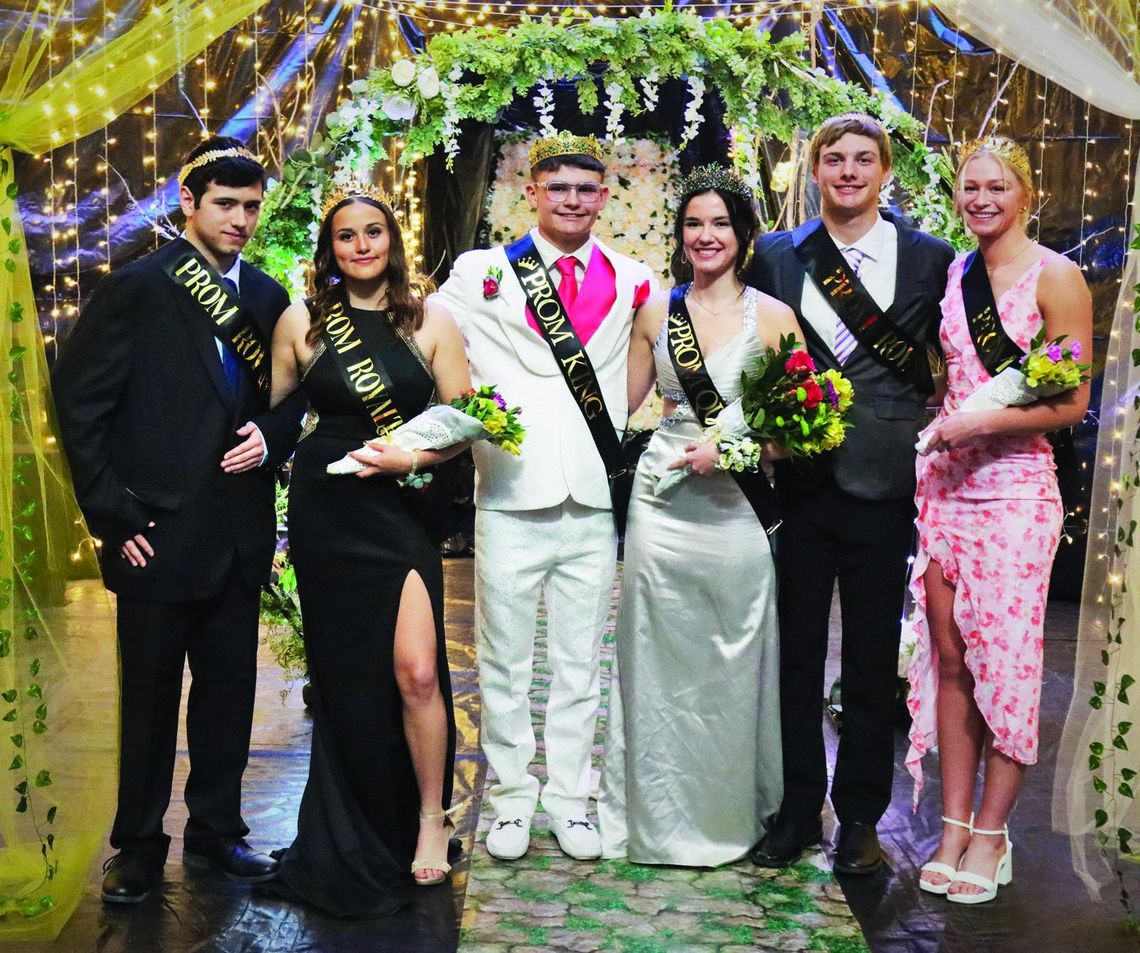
[268,186,471,915]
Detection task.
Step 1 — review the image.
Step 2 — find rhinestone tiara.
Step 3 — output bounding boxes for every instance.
[958,137,1032,181]
[678,164,754,202]
[177,147,260,186]
[320,182,395,222]
[528,132,606,168]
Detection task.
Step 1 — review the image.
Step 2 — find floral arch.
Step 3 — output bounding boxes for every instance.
[244,7,965,289]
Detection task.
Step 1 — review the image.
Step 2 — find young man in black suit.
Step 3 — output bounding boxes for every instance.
[745,113,954,875]
[52,138,304,903]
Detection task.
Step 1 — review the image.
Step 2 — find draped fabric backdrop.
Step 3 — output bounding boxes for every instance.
[0,0,270,939]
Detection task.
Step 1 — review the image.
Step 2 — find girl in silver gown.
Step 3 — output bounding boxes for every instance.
[599,167,804,866]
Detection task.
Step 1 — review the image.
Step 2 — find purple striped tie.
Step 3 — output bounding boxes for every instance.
[833,247,866,365]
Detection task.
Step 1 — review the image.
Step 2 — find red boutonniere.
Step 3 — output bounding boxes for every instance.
[632,279,651,309]
[483,265,503,299]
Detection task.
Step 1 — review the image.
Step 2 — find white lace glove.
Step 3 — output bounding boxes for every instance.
[652,399,750,496]
[327,405,490,475]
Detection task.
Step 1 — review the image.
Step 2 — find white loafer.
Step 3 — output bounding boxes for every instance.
[485,815,531,860]
[551,817,602,860]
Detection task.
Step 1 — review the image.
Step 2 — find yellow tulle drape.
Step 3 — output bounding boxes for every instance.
[0,0,268,939]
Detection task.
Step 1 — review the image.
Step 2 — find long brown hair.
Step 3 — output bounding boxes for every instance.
[306,196,434,346]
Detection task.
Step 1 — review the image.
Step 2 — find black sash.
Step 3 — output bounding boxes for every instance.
[504,234,627,505]
[959,250,1024,377]
[314,297,455,543]
[162,246,270,394]
[795,220,932,392]
[666,287,781,534]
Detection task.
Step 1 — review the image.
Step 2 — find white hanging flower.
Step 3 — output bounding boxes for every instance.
[440,68,464,168]
[680,75,706,147]
[417,66,441,100]
[604,82,626,142]
[639,66,660,113]
[533,73,556,139]
[348,79,369,95]
[391,59,416,88]
[381,94,417,121]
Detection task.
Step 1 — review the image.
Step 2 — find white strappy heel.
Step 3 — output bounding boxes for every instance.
[918,814,973,896]
[946,824,1012,904]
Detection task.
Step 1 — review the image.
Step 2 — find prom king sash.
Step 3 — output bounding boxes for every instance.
[317,298,409,437]
[959,250,1025,378]
[162,245,270,394]
[505,233,625,484]
[666,287,781,534]
[794,220,932,392]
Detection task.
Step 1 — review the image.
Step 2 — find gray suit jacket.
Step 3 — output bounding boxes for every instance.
[745,212,954,502]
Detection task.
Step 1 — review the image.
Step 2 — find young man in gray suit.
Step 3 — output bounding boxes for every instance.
[745,113,954,875]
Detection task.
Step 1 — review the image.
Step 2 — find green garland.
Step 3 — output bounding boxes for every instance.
[244,7,966,286]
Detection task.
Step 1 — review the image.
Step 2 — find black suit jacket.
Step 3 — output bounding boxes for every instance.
[745,212,954,502]
[52,238,304,601]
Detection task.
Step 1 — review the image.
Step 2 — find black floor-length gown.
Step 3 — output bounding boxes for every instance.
[272,306,456,917]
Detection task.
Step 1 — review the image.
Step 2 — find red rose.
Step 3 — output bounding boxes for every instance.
[784,350,815,374]
[482,277,500,299]
[801,378,823,408]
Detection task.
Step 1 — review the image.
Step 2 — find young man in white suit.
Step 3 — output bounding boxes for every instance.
[434,132,652,860]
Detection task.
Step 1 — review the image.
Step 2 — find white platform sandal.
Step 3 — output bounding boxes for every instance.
[918,814,974,896]
[946,825,1012,905]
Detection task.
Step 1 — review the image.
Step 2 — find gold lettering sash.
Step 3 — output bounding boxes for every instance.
[316,299,407,437]
[794,219,932,392]
[666,288,780,533]
[162,245,270,394]
[960,250,1024,378]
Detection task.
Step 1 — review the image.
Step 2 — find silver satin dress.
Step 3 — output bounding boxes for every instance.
[598,287,782,866]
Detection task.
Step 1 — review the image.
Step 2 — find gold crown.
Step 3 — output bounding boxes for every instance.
[958,136,1032,181]
[528,132,606,168]
[177,147,260,185]
[320,181,394,222]
[678,164,753,202]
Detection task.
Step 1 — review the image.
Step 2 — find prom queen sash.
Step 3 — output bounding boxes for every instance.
[794,220,932,392]
[504,235,631,526]
[162,246,270,394]
[959,250,1025,377]
[666,288,781,534]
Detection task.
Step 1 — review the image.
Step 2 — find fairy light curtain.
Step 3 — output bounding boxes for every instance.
[0,0,270,939]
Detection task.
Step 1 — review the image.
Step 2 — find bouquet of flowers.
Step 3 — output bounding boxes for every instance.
[652,336,853,495]
[327,384,525,475]
[739,334,854,455]
[915,331,1090,454]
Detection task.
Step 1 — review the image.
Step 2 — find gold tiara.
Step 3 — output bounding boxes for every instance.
[958,137,1031,181]
[320,182,394,222]
[678,164,753,202]
[528,132,606,168]
[177,147,260,185]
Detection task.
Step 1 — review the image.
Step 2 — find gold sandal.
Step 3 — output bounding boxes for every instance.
[411,804,461,886]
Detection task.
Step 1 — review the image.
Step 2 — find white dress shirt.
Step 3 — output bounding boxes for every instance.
[799,214,898,354]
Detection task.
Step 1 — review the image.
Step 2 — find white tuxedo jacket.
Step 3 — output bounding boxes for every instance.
[434,233,654,512]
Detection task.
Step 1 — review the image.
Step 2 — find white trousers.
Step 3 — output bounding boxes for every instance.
[474,501,617,821]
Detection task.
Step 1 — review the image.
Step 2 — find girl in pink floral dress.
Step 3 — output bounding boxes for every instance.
[905,139,1091,904]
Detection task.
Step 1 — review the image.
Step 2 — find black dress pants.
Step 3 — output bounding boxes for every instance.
[110,570,261,858]
[776,481,915,827]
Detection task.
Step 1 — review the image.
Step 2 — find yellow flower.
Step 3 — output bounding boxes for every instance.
[822,369,854,412]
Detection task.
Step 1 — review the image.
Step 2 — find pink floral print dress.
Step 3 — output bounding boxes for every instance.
[904,254,1064,801]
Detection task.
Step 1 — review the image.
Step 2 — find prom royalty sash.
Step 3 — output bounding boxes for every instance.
[162,246,270,394]
[959,250,1026,377]
[504,235,636,530]
[666,288,781,533]
[794,220,932,392]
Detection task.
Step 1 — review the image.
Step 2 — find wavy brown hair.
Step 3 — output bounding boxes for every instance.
[306,196,434,346]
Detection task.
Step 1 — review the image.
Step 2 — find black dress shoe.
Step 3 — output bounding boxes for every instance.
[834,821,883,875]
[749,813,824,868]
[183,838,280,883]
[101,851,163,904]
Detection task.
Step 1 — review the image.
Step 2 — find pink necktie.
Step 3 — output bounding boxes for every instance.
[556,255,579,312]
[833,247,866,365]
